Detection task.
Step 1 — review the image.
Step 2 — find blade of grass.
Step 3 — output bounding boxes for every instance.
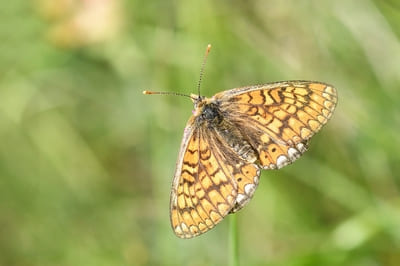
[229,214,239,266]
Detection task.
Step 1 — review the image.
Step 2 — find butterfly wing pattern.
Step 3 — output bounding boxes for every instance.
[170,80,337,238]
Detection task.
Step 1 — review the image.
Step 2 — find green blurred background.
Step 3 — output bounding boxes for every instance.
[1,0,400,265]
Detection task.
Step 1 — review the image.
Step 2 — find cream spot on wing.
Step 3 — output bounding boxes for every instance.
[288,147,299,160]
[181,222,189,231]
[254,176,259,184]
[244,183,256,195]
[276,155,289,168]
[297,142,306,152]
[175,226,183,235]
[236,193,246,204]
[324,86,334,94]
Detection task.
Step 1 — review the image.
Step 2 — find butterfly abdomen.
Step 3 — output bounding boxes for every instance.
[216,122,257,163]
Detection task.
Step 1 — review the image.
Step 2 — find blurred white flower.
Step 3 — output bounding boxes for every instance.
[37,0,123,48]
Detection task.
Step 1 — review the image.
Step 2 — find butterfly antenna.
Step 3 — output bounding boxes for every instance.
[142,90,197,101]
[197,44,212,97]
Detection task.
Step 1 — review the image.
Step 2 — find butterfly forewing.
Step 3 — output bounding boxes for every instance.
[170,121,237,238]
[216,81,337,169]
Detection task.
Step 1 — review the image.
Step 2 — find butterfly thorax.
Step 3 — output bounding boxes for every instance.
[194,98,257,163]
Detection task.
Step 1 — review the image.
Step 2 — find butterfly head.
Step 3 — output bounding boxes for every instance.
[190,94,209,116]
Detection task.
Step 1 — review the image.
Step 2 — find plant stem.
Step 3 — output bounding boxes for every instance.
[229,214,239,266]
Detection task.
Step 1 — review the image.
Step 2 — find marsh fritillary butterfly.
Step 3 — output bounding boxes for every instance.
[144,45,337,238]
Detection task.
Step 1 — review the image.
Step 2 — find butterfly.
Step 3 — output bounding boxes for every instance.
[144,45,338,238]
